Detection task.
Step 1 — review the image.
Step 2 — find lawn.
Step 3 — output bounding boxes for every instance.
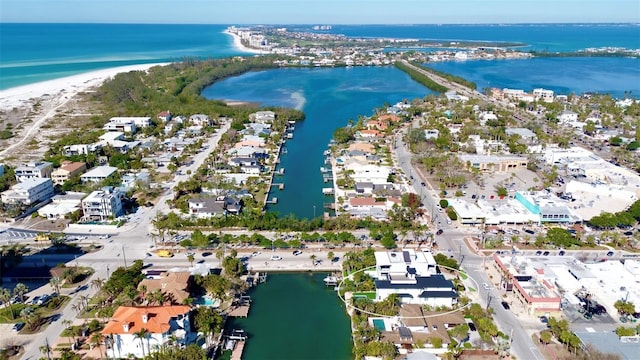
[353,292,376,300]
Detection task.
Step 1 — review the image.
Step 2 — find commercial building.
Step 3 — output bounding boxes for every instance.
[101,305,193,359]
[373,250,458,307]
[515,191,581,224]
[458,154,528,173]
[1,178,54,205]
[81,187,123,220]
[51,161,87,185]
[14,162,53,182]
[492,254,562,316]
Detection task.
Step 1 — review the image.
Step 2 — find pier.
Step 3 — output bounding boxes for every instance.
[265,197,278,204]
[271,182,285,190]
[230,340,245,360]
[322,187,334,195]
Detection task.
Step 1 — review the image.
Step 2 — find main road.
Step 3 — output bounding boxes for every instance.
[393,122,545,359]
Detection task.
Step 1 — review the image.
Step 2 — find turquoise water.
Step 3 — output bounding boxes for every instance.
[201,66,432,219]
[194,295,216,306]
[226,273,352,360]
[427,57,640,98]
[372,319,386,331]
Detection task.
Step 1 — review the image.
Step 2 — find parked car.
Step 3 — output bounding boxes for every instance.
[559,250,566,256]
[292,250,302,256]
[543,251,550,256]
[535,250,542,256]
[12,322,25,332]
[606,251,614,257]
[501,301,510,310]
[270,255,282,261]
[483,282,490,290]
[468,322,477,331]
[436,229,443,236]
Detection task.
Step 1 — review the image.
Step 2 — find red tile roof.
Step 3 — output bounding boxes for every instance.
[101,305,190,335]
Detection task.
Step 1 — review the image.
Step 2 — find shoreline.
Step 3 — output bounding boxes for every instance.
[222,29,271,55]
[0,62,170,110]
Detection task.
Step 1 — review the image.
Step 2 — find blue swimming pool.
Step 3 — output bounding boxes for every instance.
[372,319,386,331]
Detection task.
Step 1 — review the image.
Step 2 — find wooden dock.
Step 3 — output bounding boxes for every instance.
[230,340,245,360]
[271,183,284,190]
[228,304,251,318]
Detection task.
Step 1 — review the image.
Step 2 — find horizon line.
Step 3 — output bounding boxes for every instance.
[1,21,639,26]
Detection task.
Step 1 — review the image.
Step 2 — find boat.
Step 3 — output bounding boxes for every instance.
[323,149,331,156]
[323,276,338,286]
[224,339,236,351]
[322,187,334,195]
[229,329,248,341]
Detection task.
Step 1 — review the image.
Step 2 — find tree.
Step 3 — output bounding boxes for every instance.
[615,326,637,337]
[13,283,28,303]
[49,277,61,295]
[449,323,469,344]
[134,328,149,358]
[327,251,335,262]
[0,287,15,320]
[62,319,74,347]
[193,307,224,347]
[91,278,106,292]
[614,300,636,315]
[310,254,317,267]
[540,330,552,347]
[187,254,195,266]
[90,332,105,359]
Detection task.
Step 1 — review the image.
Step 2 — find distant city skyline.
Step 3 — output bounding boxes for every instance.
[1,0,639,24]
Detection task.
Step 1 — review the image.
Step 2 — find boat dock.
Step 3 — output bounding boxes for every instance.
[230,340,245,360]
[271,183,285,190]
[265,197,278,204]
[322,187,334,195]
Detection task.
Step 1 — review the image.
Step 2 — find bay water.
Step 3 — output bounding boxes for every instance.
[226,273,353,360]
[201,66,433,219]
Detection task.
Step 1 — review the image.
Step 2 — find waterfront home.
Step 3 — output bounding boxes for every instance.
[378,114,402,123]
[63,143,102,156]
[229,157,259,167]
[138,271,191,305]
[101,305,193,359]
[346,163,391,184]
[1,177,54,205]
[226,146,267,158]
[373,250,458,307]
[111,116,151,128]
[357,129,383,138]
[81,187,124,221]
[366,120,388,131]
[250,110,276,123]
[51,161,87,185]
[81,166,118,183]
[14,161,53,183]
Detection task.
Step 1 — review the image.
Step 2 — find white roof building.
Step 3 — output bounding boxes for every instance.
[82,187,123,220]
[14,162,53,183]
[1,178,54,205]
[81,166,118,183]
[37,192,85,219]
[373,250,458,307]
[347,163,391,184]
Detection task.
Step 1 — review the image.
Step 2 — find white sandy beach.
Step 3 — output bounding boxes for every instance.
[0,63,168,110]
[223,29,271,55]
[0,63,169,159]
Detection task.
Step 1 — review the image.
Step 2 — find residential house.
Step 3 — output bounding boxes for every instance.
[119,171,150,192]
[81,166,118,183]
[373,250,458,306]
[505,128,538,144]
[348,163,391,184]
[101,305,193,359]
[1,178,54,205]
[63,144,102,156]
[358,129,383,138]
[347,142,375,154]
[156,110,172,122]
[478,111,498,126]
[226,146,267,158]
[110,117,151,128]
[138,271,191,305]
[81,187,123,220]
[14,162,53,182]
[378,114,402,123]
[188,196,242,218]
[189,114,211,127]
[558,110,579,123]
[533,88,554,102]
[37,192,85,219]
[51,161,86,185]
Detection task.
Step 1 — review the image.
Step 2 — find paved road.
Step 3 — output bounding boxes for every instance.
[392,123,544,359]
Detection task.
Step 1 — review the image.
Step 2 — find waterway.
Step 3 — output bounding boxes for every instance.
[202,66,432,219]
[226,272,353,360]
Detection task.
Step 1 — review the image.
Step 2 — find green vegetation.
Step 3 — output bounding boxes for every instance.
[589,199,640,230]
[546,317,582,354]
[534,227,580,248]
[416,64,477,90]
[463,304,500,344]
[394,61,448,93]
[434,253,460,270]
[350,294,400,360]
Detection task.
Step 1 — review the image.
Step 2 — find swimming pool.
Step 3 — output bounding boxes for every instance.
[372,319,386,331]
[194,295,217,307]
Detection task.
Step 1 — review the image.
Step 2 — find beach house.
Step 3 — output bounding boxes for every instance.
[14,162,53,183]
[81,166,118,183]
[51,161,87,185]
[1,178,54,205]
[81,187,123,220]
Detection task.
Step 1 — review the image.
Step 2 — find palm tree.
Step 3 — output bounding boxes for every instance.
[133,328,149,358]
[62,319,74,346]
[13,283,28,303]
[310,254,317,267]
[49,277,61,295]
[0,287,15,320]
[90,332,105,359]
[91,278,106,292]
[39,342,52,360]
[327,251,334,262]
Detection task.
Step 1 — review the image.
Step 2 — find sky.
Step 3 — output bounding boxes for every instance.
[1,0,639,24]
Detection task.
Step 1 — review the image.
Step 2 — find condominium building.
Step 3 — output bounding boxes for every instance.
[81,187,123,220]
[1,178,54,205]
[14,162,53,182]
